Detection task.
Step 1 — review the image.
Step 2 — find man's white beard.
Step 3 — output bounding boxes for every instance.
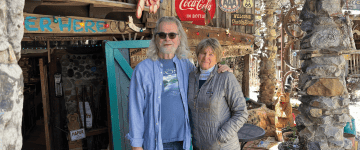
[159,47,177,54]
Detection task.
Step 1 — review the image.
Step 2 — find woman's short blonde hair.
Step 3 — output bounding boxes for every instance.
[195,38,223,63]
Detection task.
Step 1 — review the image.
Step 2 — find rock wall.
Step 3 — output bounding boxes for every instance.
[296,0,353,149]
[0,0,25,149]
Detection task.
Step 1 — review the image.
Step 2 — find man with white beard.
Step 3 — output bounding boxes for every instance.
[126,16,231,150]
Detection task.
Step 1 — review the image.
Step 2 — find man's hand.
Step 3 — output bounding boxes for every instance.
[218,64,233,73]
[136,0,160,19]
[132,147,143,150]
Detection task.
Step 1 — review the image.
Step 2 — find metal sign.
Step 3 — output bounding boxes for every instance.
[231,13,254,26]
[219,0,241,13]
[243,0,253,8]
[175,0,216,25]
[70,128,86,141]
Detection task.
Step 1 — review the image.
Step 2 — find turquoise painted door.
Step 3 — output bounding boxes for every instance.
[105,40,150,150]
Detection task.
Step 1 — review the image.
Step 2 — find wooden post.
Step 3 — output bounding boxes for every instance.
[242,54,250,98]
[48,54,66,150]
[216,0,219,27]
[39,58,52,150]
[171,0,175,17]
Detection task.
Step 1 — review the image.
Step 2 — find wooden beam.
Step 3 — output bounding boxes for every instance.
[85,127,108,137]
[39,58,52,150]
[68,0,149,11]
[48,54,66,150]
[242,54,250,98]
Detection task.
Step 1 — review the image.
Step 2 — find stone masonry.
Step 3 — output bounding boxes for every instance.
[296,0,353,149]
[259,0,279,107]
[0,0,25,149]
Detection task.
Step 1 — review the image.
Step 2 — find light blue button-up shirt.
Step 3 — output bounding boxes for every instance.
[126,55,196,150]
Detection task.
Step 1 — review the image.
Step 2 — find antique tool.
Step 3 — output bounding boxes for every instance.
[76,87,84,128]
[89,85,94,128]
[82,86,87,129]
[89,85,95,128]
[54,73,63,97]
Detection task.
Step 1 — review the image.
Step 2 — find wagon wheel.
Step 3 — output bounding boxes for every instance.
[282,6,303,38]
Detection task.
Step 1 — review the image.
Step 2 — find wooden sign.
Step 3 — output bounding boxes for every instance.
[219,0,241,13]
[24,13,144,34]
[130,48,148,68]
[175,0,216,25]
[231,13,254,26]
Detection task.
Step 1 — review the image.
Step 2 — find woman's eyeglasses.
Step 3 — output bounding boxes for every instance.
[156,32,179,39]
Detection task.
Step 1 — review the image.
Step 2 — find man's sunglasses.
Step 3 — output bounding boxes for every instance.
[156,32,179,39]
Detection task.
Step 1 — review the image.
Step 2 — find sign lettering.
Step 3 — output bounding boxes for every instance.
[70,128,86,141]
[130,48,148,68]
[175,0,216,25]
[231,13,254,26]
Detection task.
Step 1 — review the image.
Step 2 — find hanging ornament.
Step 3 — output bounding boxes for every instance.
[140,28,143,32]
[233,37,235,40]
[79,22,85,27]
[207,33,210,37]
[196,31,199,35]
[186,28,188,32]
[104,23,110,28]
[217,33,219,36]
[53,16,58,23]
[128,16,146,32]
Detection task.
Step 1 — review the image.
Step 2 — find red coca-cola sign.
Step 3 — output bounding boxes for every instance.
[175,0,216,25]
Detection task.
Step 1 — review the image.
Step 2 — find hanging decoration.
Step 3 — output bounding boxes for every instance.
[53,16,58,23]
[128,16,146,32]
[219,0,241,13]
[175,0,216,25]
[103,23,110,28]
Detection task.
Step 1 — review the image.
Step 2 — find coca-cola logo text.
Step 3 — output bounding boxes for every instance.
[179,0,213,11]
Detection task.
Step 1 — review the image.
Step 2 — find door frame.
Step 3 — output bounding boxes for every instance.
[105,40,151,150]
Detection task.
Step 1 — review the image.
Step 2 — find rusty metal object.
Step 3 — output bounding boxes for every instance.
[283,7,303,38]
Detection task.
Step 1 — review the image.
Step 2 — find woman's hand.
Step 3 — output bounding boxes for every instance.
[218,64,233,73]
[132,147,143,150]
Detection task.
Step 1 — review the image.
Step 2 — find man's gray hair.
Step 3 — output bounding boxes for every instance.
[147,16,190,61]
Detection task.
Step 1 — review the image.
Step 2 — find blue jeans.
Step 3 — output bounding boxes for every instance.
[163,141,183,150]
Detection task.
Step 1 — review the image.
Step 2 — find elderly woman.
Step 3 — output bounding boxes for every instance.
[188,38,249,150]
